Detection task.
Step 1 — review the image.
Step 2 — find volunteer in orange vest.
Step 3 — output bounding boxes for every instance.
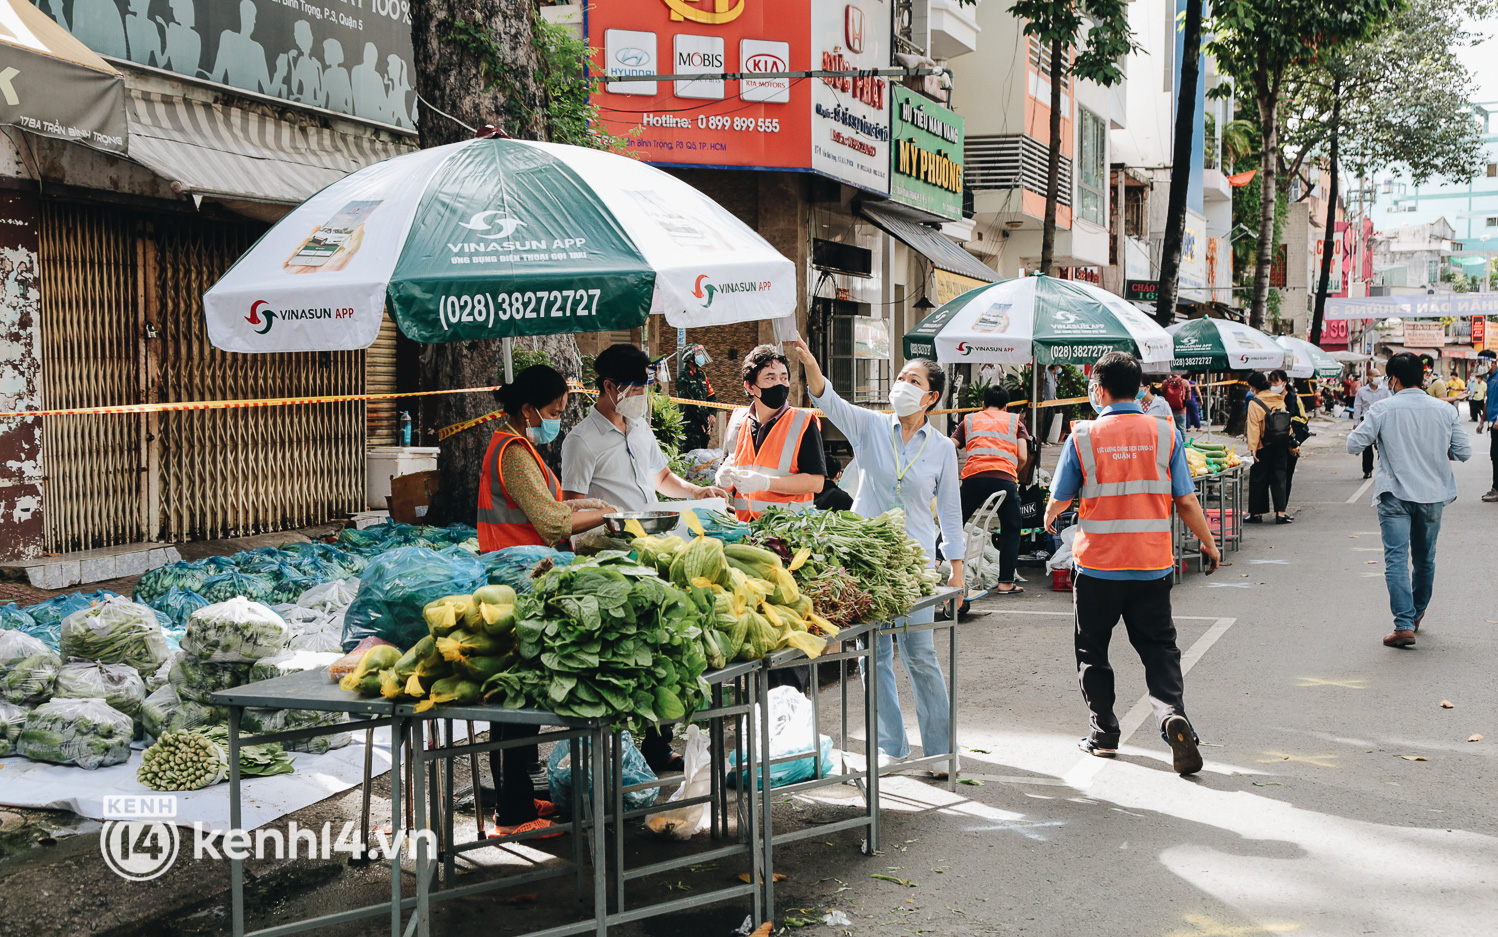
[1044,352,1221,777]
[476,365,616,553]
[474,364,616,839]
[715,345,826,521]
[951,382,1029,595]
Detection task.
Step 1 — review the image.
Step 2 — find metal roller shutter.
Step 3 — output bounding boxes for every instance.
[366,314,400,446]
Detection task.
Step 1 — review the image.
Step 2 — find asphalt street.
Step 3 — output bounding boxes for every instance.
[746,415,1497,937]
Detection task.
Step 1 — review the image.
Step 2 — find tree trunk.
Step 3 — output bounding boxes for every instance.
[1153,0,1202,328]
[1309,79,1341,347]
[1249,86,1279,331]
[1040,36,1064,275]
[409,0,551,525]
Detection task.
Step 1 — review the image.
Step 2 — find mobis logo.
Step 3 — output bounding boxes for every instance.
[246,300,353,334]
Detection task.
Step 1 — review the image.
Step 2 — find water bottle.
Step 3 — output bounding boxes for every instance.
[399,411,413,446]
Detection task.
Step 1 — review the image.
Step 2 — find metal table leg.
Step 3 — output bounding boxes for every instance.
[229,705,244,937]
[590,726,608,937]
[412,719,431,937]
[389,716,404,937]
[948,600,958,792]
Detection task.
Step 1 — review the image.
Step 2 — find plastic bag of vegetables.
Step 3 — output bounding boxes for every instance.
[0,631,61,705]
[0,699,28,756]
[297,579,359,613]
[59,596,171,677]
[181,598,289,664]
[269,573,319,605]
[479,546,576,596]
[341,546,485,652]
[170,653,253,704]
[147,587,212,631]
[21,591,120,651]
[141,684,225,739]
[133,561,211,604]
[0,603,44,644]
[199,570,274,604]
[241,707,351,751]
[17,697,133,769]
[53,660,147,721]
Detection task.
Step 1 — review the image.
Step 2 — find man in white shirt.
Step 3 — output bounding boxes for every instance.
[561,344,727,511]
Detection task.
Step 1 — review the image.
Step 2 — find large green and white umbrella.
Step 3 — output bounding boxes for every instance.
[902,275,1173,365]
[204,138,794,352]
[1276,336,1344,380]
[1165,318,1286,372]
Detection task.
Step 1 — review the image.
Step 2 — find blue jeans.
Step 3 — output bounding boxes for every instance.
[1376,493,1444,632]
[859,607,952,759]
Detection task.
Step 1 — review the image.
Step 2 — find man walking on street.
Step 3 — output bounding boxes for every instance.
[1347,352,1470,649]
[1352,370,1390,479]
[1045,352,1222,776]
[1478,349,1498,502]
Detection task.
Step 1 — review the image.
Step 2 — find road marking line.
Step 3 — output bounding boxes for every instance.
[1346,478,1375,503]
[1258,751,1338,768]
[1064,617,1237,789]
[1296,676,1368,689]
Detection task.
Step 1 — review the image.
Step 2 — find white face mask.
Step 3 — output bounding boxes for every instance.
[1270,383,1285,394]
[615,389,648,422]
[1370,376,1382,387]
[888,380,928,417]
[1088,383,1105,413]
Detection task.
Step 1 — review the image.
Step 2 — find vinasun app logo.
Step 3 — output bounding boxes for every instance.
[100,795,434,881]
[691,274,769,308]
[245,300,356,335]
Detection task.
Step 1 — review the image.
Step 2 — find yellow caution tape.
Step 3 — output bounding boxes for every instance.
[0,385,504,419]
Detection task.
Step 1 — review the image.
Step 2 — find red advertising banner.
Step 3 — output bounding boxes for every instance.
[1320,317,1349,347]
[587,0,813,169]
[1474,316,1486,352]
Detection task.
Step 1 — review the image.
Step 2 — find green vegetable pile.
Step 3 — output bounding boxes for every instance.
[137,726,296,791]
[16,698,134,770]
[180,598,289,664]
[142,684,225,739]
[0,631,60,705]
[751,508,942,621]
[481,553,708,728]
[59,597,171,677]
[53,660,147,722]
[0,700,26,757]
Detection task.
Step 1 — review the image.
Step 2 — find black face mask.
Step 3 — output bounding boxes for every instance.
[756,384,790,410]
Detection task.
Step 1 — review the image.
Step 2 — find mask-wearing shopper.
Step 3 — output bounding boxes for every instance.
[1044,352,1223,776]
[952,382,1029,596]
[791,340,965,779]
[1243,371,1294,524]
[1347,352,1472,648]
[715,345,827,522]
[1479,350,1498,502]
[1353,372,1391,479]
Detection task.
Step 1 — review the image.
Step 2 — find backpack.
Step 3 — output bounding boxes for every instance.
[1253,397,1293,448]
[1161,376,1189,411]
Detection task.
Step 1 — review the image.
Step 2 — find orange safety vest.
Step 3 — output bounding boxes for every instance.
[960,410,1021,479]
[1069,413,1176,571]
[727,405,818,521]
[477,430,563,552]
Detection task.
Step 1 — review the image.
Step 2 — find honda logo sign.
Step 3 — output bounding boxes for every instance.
[845,5,864,53]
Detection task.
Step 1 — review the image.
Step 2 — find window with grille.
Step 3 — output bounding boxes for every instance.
[1077,108,1106,225]
[1027,36,1071,90]
[1124,185,1147,238]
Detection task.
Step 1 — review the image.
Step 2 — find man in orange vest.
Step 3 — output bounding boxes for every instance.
[715,345,826,522]
[1044,352,1221,776]
[952,382,1029,595]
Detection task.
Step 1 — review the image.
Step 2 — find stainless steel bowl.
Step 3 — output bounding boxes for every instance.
[603,511,680,535]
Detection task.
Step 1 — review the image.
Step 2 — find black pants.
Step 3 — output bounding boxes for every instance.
[1284,448,1299,502]
[959,476,1021,583]
[1039,407,1057,445]
[1470,399,1484,423]
[1073,573,1186,745]
[488,724,541,825]
[1362,443,1375,476]
[1491,430,1498,489]
[1249,446,1289,515]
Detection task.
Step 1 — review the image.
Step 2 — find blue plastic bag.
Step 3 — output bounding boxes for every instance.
[547,730,658,819]
[727,687,836,790]
[147,587,210,630]
[0,603,47,647]
[22,591,123,651]
[480,546,576,595]
[340,546,486,651]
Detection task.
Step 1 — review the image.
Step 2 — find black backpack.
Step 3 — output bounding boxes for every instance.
[1254,397,1293,448]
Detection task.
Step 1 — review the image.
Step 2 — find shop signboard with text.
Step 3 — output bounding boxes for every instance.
[888,85,963,219]
[809,0,891,193]
[586,0,812,170]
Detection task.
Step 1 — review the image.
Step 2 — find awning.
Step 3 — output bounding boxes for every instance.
[0,0,126,153]
[126,90,414,204]
[1407,345,1476,359]
[859,203,1000,284]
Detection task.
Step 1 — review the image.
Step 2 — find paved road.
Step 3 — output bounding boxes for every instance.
[754,417,1497,937]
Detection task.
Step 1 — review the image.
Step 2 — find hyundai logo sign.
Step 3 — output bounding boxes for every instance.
[614,47,649,67]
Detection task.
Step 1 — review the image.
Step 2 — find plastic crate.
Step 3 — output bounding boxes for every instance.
[1051,568,1073,592]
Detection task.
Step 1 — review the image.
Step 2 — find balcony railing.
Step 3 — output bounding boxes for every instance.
[965,134,1074,206]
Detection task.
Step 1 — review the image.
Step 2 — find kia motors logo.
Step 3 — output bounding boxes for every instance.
[744,53,786,73]
[614,47,649,67]
[845,5,865,53]
[458,210,526,239]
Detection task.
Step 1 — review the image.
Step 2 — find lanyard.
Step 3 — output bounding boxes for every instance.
[890,422,929,496]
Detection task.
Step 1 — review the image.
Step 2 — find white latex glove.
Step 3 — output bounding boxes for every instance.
[714,464,740,490]
[735,470,773,493]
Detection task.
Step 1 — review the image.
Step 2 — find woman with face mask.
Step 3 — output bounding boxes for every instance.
[477,364,616,553]
[788,340,965,779]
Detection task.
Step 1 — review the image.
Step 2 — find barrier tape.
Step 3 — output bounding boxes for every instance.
[0,385,507,419]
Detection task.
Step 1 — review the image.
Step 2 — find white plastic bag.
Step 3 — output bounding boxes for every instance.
[1046,527,1077,572]
[645,725,712,840]
[180,597,289,664]
[59,596,170,676]
[296,578,359,613]
[53,660,147,720]
[729,687,835,789]
[16,697,133,769]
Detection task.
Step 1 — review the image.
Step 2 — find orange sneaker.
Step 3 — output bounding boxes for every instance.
[534,799,557,818]
[491,819,564,840]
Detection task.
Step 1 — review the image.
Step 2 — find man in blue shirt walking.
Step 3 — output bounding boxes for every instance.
[1478,349,1498,503]
[1347,352,1471,648]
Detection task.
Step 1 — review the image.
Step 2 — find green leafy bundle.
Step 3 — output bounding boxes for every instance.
[481,553,708,729]
[750,509,942,621]
[137,725,294,791]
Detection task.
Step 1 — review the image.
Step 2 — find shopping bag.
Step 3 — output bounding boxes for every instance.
[727,686,835,790]
[547,730,659,819]
[645,724,712,839]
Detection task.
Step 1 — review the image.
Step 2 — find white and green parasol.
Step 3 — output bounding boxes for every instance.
[1165,318,1286,372]
[1276,336,1344,380]
[902,275,1174,365]
[204,137,794,353]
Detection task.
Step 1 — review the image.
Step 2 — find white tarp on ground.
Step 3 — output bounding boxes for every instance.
[0,728,396,833]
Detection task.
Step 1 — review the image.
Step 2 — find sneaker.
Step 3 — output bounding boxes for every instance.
[1162,715,1203,776]
[928,752,960,779]
[490,818,564,840]
[1483,488,1498,503]
[877,751,907,770]
[1077,737,1118,758]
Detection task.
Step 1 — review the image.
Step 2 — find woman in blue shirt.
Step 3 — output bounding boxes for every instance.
[787,340,965,778]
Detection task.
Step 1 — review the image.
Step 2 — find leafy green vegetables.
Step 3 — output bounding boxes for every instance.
[180,598,289,664]
[59,597,171,677]
[138,725,296,791]
[16,698,133,769]
[0,631,60,705]
[53,660,147,722]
